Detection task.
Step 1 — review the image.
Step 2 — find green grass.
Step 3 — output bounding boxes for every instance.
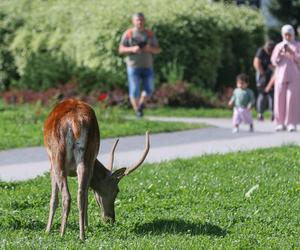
[146,107,233,117]
[145,107,273,119]
[0,103,206,150]
[1,146,299,249]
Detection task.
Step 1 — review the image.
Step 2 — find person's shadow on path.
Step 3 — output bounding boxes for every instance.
[133,219,228,237]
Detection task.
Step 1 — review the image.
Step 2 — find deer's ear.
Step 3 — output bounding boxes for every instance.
[111,167,126,180]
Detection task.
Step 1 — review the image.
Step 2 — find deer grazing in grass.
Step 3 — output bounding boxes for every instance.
[44,99,150,240]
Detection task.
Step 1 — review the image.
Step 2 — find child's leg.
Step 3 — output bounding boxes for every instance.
[244,109,254,132]
[239,108,254,132]
[240,108,253,123]
[232,107,241,133]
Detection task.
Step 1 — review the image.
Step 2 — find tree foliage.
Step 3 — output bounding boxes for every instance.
[0,0,265,92]
[0,11,22,90]
[269,0,300,26]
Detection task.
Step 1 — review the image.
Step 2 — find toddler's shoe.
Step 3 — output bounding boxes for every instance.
[232,127,239,133]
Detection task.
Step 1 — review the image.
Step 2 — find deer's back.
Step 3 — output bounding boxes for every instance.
[44,99,100,175]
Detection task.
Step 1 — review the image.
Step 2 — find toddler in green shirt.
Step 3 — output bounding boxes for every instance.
[228,74,255,133]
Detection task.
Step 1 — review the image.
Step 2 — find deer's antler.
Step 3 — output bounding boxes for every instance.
[124,131,150,176]
[108,139,119,172]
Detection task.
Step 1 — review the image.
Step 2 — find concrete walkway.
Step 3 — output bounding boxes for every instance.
[1,116,300,181]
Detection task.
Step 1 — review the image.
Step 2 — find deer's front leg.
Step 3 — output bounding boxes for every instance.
[46,169,59,233]
[85,195,88,229]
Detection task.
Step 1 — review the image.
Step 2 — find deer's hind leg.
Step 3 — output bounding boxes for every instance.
[58,175,71,237]
[76,161,92,240]
[51,152,71,237]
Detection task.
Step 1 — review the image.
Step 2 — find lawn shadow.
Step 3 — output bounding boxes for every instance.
[134,219,228,237]
[2,219,46,231]
[3,219,80,232]
[24,220,46,231]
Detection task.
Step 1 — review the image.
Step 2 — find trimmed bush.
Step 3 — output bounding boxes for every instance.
[0,0,265,92]
[0,10,22,90]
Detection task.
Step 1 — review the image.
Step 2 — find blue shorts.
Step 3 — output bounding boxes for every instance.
[127,67,154,98]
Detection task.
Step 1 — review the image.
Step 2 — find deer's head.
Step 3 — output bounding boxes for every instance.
[90,132,150,223]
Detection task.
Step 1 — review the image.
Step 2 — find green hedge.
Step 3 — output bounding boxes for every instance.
[0,11,22,90]
[0,0,265,92]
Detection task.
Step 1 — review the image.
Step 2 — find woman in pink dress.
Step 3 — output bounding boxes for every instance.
[271,24,300,132]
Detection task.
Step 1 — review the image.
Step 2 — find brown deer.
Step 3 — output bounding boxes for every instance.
[44,99,150,240]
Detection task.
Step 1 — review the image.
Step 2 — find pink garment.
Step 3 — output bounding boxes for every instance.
[271,41,300,125]
[232,107,253,125]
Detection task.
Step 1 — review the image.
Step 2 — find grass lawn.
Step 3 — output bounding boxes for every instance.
[145,106,273,120]
[0,103,206,150]
[146,107,233,118]
[1,146,299,249]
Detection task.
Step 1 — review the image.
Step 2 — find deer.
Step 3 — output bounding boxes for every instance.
[43,98,150,240]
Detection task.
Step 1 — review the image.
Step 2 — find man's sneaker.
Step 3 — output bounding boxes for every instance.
[136,110,143,118]
[287,124,296,132]
[137,104,145,117]
[275,124,285,132]
[257,113,264,121]
[232,127,239,133]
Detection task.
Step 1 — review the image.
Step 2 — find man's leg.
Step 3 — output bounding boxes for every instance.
[130,97,139,112]
[268,91,274,121]
[138,91,148,108]
[139,68,154,115]
[127,68,141,114]
[256,91,266,121]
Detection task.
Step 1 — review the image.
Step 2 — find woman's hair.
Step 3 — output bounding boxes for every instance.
[236,73,249,83]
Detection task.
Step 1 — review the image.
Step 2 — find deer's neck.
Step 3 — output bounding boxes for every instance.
[90,159,110,190]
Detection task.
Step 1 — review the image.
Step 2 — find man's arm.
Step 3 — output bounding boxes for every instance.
[143,31,161,54]
[142,45,161,54]
[118,30,141,55]
[118,44,141,55]
[253,57,264,74]
[265,74,275,93]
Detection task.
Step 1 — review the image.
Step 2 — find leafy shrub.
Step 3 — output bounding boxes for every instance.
[1,82,79,105]
[161,58,185,84]
[0,83,129,107]
[0,11,22,90]
[0,0,264,92]
[153,81,220,108]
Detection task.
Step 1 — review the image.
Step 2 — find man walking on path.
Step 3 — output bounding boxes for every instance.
[119,12,161,118]
[253,41,275,121]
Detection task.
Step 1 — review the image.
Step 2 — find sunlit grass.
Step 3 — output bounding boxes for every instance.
[1,146,299,248]
[0,103,207,150]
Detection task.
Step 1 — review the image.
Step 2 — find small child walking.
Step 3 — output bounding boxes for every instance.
[228,73,255,133]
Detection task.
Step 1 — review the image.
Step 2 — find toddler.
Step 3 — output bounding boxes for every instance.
[228,74,255,133]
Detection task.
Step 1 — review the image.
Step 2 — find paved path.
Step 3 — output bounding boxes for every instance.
[1,117,300,181]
